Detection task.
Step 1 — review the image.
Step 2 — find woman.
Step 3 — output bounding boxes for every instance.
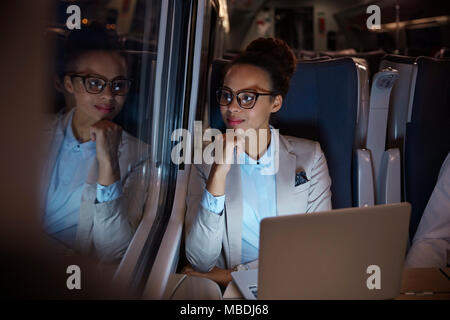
[41,24,149,263]
[183,38,332,287]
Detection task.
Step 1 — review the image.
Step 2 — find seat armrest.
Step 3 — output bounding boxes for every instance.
[366,69,399,189]
[354,149,375,207]
[377,148,401,204]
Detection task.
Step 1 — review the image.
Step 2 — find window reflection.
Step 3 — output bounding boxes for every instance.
[43,0,161,264]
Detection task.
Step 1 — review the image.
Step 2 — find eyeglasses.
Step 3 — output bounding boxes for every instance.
[70,74,131,96]
[216,87,279,109]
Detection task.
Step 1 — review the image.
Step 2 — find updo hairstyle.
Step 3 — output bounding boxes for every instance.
[225,37,297,97]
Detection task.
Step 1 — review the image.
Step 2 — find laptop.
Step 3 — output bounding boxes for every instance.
[231,203,411,300]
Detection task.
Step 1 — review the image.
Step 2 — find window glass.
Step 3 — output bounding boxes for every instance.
[42,0,161,265]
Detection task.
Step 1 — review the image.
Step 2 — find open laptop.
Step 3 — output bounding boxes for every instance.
[231,203,411,300]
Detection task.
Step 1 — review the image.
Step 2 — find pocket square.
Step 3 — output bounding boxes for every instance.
[295,170,309,187]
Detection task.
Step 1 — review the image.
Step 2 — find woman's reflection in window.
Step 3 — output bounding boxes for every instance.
[42,23,149,263]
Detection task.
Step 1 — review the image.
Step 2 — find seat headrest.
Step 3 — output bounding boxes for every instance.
[382,54,416,65]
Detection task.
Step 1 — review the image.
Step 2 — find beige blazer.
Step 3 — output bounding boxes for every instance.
[40,108,149,263]
[185,133,332,273]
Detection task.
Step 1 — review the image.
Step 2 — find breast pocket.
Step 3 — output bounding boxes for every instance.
[293,181,311,193]
[280,182,309,215]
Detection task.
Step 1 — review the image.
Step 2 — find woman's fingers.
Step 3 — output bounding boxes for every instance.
[225,132,237,163]
[90,129,97,142]
[185,270,204,277]
[181,265,195,274]
[212,129,248,167]
[90,120,123,170]
[183,267,233,288]
[235,132,246,158]
[181,266,207,278]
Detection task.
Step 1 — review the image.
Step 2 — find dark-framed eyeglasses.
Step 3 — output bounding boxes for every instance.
[70,74,132,96]
[216,87,279,109]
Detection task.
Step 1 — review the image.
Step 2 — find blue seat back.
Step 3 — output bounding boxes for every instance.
[209,59,230,133]
[273,57,359,209]
[404,56,450,239]
[115,50,157,143]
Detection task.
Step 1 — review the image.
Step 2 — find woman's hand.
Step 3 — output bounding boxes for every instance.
[181,265,233,289]
[206,131,245,197]
[214,131,245,173]
[90,120,122,186]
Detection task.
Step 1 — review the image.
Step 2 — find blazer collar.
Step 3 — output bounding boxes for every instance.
[225,154,243,268]
[38,108,75,219]
[224,131,298,267]
[276,133,298,215]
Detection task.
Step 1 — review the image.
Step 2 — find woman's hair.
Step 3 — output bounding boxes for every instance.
[63,22,125,74]
[226,37,297,97]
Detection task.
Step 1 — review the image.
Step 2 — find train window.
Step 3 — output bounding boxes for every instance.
[42,0,204,296]
[195,0,222,126]
[41,0,183,282]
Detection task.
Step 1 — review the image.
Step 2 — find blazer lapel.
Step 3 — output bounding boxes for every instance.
[276,134,298,215]
[77,125,131,252]
[225,160,243,268]
[39,109,74,219]
[117,132,132,181]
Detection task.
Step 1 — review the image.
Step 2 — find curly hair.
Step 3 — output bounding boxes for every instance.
[226,37,297,97]
[63,22,125,74]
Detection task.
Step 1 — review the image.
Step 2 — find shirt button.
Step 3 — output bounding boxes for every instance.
[73,145,80,152]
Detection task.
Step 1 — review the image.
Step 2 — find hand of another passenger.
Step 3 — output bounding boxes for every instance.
[90,120,122,186]
[181,265,233,288]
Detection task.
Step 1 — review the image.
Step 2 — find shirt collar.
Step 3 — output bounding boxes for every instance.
[239,126,275,172]
[63,112,96,159]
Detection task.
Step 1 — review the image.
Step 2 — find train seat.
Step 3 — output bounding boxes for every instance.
[404,56,450,240]
[298,49,318,60]
[373,54,418,205]
[352,50,386,80]
[434,47,450,59]
[207,58,230,132]
[319,48,357,56]
[366,66,399,204]
[319,49,386,80]
[115,50,157,144]
[272,57,374,209]
[380,55,418,153]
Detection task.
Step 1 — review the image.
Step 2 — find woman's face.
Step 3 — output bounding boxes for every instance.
[221,64,282,132]
[64,50,128,125]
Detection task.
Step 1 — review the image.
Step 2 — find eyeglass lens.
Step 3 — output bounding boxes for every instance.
[84,77,130,95]
[217,89,257,108]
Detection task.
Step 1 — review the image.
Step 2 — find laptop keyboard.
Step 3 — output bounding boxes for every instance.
[249,285,258,298]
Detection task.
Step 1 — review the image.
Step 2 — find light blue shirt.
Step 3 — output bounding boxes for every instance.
[200,134,277,264]
[43,115,123,247]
